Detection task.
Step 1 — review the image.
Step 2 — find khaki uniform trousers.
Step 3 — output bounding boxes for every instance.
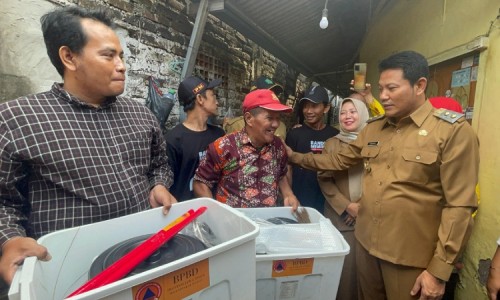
[356,240,424,300]
[336,230,357,300]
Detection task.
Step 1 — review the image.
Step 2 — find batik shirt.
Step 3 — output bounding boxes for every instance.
[0,83,173,245]
[194,129,288,208]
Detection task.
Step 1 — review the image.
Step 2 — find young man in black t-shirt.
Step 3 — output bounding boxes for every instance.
[166,76,225,201]
[285,85,339,213]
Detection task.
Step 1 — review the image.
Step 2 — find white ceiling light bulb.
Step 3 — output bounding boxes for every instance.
[319,8,329,29]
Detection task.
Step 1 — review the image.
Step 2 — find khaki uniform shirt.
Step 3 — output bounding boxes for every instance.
[290,101,479,281]
[223,116,287,140]
[318,137,363,232]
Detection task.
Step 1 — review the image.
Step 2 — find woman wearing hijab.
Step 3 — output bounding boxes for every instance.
[317,97,370,300]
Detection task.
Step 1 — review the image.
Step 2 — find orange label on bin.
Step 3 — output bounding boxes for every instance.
[132,259,210,300]
[271,258,314,277]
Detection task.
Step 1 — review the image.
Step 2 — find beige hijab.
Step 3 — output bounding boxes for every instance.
[335,97,370,201]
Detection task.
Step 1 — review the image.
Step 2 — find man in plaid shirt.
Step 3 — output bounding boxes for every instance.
[0,6,176,286]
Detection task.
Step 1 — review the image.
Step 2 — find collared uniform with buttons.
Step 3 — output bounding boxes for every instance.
[290,100,479,281]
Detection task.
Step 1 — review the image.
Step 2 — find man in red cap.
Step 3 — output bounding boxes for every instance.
[193,89,299,209]
[223,75,288,139]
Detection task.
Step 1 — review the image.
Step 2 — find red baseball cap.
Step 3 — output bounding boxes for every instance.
[429,97,463,113]
[242,89,292,113]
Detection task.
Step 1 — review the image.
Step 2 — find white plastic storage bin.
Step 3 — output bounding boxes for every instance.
[9,198,259,300]
[238,207,350,300]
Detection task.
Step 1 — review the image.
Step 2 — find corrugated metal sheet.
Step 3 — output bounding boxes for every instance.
[211,0,385,92]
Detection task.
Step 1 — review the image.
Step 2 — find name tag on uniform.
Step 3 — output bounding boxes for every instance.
[367,141,379,147]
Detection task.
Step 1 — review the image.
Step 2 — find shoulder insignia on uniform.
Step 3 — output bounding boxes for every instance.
[433,108,464,124]
[366,114,385,123]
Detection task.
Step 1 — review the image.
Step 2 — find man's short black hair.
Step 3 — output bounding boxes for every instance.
[182,90,208,112]
[40,6,115,77]
[378,51,429,86]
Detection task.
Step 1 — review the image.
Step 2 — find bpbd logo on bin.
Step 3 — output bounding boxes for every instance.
[134,282,161,300]
[272,258,314,277]
[132,259,210,300]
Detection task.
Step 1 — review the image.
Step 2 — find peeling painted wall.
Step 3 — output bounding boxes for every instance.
[0,0,60,99]
[458,25,500,299]
[359,0,500,299]
[0,0,301,130]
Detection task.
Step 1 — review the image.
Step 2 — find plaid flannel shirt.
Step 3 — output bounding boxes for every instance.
[0,83,173,245]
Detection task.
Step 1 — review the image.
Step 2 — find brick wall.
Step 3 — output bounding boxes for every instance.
[65,0,300,129]
[0,0,304,129]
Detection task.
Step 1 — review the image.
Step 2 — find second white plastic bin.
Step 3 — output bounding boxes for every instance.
[238,207,350,300]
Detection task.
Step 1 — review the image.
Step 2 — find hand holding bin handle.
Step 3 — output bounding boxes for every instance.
[67,206,208,298]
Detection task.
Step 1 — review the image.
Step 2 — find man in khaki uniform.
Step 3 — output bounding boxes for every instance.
[287,51,479,300]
